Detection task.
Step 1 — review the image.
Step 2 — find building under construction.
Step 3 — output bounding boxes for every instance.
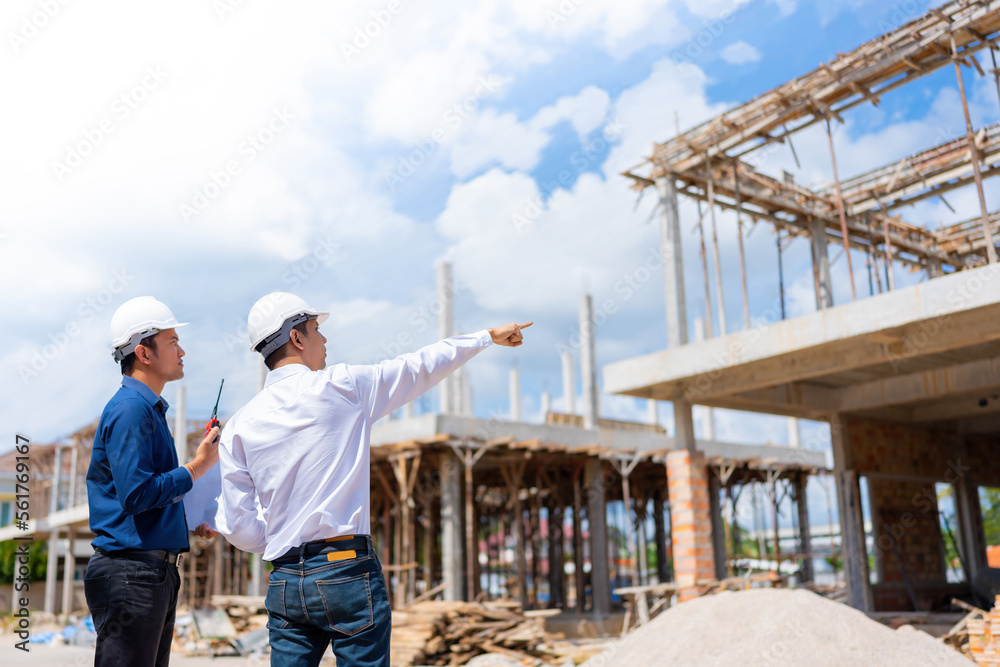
[608,0,1000,612]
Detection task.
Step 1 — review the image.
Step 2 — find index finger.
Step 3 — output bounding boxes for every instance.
[516,322,533,329]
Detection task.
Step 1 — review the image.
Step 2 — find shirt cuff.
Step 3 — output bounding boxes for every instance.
[474,329,493,347]
[175,465,195,493]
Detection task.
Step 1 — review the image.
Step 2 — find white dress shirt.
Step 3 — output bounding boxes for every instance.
[215,331,493,561]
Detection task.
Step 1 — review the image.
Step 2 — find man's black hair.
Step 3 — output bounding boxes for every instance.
[264,320,311,371]
[120,334,159,376]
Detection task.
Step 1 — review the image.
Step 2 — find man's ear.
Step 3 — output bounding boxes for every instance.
[134,344,153,367]
[289,327,307,351]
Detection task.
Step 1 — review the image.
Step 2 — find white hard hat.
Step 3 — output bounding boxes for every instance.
[110,296,189,362]
[248,292,329,358]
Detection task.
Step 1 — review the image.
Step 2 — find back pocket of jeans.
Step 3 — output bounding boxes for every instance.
[83,575,110,635]
[316,573,373,636]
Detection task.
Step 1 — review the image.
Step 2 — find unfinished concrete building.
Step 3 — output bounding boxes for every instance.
[607,0,1000,612]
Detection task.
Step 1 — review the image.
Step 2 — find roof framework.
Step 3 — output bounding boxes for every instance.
[624,0,1000,273]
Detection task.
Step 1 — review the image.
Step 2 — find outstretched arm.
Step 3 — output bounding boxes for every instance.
[350,322,533,422]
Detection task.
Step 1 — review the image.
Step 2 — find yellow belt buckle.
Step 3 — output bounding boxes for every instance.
[327,549,356,562]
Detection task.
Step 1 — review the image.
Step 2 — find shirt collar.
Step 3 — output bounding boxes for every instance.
[122,375,170,414]
[264,363,311,388]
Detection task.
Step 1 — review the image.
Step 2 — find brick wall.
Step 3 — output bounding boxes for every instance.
[867,478,944,586]
[666,449,714,598]
[847,419,953,478]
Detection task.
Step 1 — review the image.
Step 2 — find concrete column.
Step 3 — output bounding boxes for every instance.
[794,473,814,583]
[440,453,464,601]
[810,217,834,309]
[61,528,75,615]
[954,433,985,582]
[694,319,715,440]
[44,529,60,614]
[44,447,63,613]
[666,449,715,598]
[708,474,726,579]
[830,414,871,611]
[927,257,944,278]
[585,459,610,617]
[579,295,599,429]
[67,443,79,508]
[174,384,187,465]
[462,372,473,416]
[788,418,801,448]
[403,402,415,419]
[540,390,551,422]
[561,352,576,416]
[656,177,688,347]
[509,368,521,422]
[653,492,669,582]
[647,400,658,426]
[438,262,455,414]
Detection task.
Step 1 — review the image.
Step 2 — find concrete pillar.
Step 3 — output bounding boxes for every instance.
[666,449,715,597]
[67,443,79,508]
[656,177,688,347]
[810,217,834,309]
[561,352,576,416]
[954,433,985,582]
[585,458,610,617]
[788,418,801,448]
[403,402,415,419]
[174,384,187,465]
[694,319,715,440]
[462,372,473,416]
[653,491,669,583]
[44,447,63,613]
[440,453,464,601]
[540,390,551,422]
[62,528,75,615]
[438,262,455,414]
[509,368,521,422]
[579,295,599,429]
[927,257,944,278]
[830,414,871,611]
[647,400,658,426]
[708,474,726,579]
[794,473,814,583]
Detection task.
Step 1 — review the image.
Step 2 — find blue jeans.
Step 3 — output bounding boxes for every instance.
[83,551,181,667]
[266,542,391,667]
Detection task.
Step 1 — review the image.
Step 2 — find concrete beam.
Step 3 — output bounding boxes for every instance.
[605,263,1000,403]
[841,354,1000,416]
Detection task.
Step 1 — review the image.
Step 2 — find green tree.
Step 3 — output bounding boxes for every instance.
[0,540,47,583]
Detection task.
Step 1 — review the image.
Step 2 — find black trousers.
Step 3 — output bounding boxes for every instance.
[84,551,180,667]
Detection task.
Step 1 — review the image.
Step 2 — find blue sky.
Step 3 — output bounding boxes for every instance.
[3,0,997,509]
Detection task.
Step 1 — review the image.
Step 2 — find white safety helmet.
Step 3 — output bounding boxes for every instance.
[110,296,189,362]
[248,292,329,359]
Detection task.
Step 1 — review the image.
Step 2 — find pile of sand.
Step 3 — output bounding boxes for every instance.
[581,588,971,667]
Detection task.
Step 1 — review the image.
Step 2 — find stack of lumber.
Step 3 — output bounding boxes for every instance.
[390,600,566,666]
[953,595,1000,665]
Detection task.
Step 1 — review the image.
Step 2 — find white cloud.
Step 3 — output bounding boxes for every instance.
[720,40,761,65]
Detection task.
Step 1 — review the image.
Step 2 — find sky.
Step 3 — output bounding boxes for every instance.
[3,0,999,509]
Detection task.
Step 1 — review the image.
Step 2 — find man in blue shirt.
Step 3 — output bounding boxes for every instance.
[85,297,220,667]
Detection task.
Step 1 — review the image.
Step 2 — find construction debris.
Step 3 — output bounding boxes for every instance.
[581,588,970,667]
[390,600,595,666]
[953,594,1000,664]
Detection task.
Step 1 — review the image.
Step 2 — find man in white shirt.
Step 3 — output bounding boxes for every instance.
[215,291,530,667]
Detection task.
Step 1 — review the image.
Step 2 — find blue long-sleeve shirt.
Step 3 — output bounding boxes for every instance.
[87,376,193,552]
